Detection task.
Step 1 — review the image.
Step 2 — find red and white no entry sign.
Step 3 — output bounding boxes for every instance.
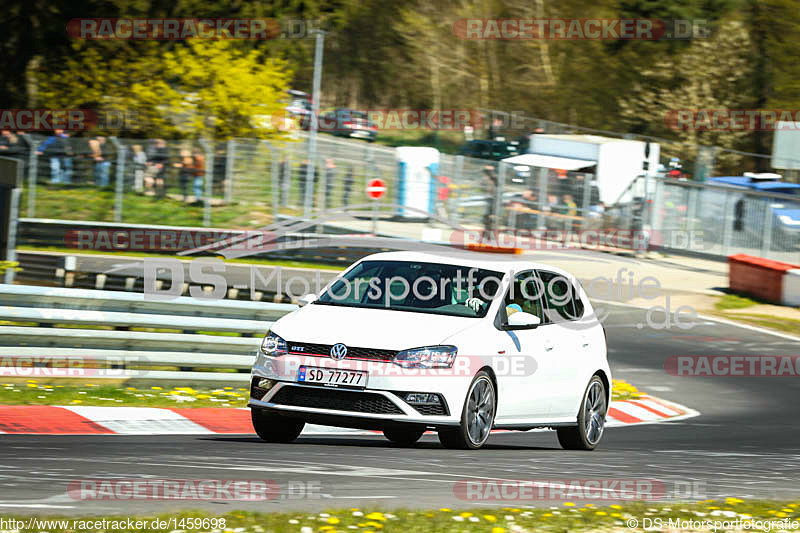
[366,178,387,199]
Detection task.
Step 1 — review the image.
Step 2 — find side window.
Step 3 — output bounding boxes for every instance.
[538,270,582,322]
[503,271,546,323]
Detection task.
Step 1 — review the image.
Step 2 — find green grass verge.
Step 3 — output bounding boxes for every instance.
[0,383,248,408]
[710,311,800,335]
[714,294,760,311]
[5,501,800,532]
[21,185,271,228]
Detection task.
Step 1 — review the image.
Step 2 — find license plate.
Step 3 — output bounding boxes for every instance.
[298,366,368,388]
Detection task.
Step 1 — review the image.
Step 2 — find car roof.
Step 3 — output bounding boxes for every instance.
[358,250,572,277]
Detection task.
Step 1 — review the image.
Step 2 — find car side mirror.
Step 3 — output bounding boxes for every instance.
[504,311,541,330]
[298,293,317,307]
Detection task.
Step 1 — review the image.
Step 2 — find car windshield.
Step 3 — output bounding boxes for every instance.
[315,260,504,318]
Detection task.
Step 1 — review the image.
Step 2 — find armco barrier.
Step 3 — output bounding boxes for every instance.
[0,284,297,383]
[728,254,800,305]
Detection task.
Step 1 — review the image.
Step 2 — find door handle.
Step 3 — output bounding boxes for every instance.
[544,340,554,352]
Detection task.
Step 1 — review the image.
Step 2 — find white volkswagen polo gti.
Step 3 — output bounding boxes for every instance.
[249,251,611,450]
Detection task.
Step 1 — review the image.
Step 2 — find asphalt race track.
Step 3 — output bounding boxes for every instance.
[1,305,799,514]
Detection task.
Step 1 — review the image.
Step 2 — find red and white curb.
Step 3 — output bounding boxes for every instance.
[605,395,699,427]
[0,395,697,435]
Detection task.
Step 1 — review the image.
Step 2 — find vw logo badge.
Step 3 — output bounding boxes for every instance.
[330,343,348,360]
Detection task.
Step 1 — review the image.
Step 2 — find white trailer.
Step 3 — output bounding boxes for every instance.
[527,134,659,204]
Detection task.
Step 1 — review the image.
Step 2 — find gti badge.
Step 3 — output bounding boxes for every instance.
[330,343,348,360]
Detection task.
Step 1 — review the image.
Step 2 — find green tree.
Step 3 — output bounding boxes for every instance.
[618,19,754,173]
[37,39,291,139]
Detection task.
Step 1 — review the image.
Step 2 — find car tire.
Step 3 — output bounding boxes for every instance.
[383,427,426,446]
[251,409,305,443]
[438,371,496,450]
[557,376,607,451]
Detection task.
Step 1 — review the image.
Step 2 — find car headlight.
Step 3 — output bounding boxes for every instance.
[260,332,288,357]
[394,345,457,369]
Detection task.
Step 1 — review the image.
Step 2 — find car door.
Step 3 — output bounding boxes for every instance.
[538,270,590,418]
[493,270,558,420]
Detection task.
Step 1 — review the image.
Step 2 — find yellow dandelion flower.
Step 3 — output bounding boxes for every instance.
[542,513,552,518]
[563,502,576,507]
[326,517,339,525]
[610,504,623,510]
[483,515,497,522]
[726,497,744,505]
[595,511,607,516]
[364,512,385,521]
[460,512,473,518]
[777,512,788,518]
[151,386,162,390]
[491,528,506,533]
[439,508,451,512]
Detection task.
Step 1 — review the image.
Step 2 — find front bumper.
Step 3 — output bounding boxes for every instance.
[249,355,469,429]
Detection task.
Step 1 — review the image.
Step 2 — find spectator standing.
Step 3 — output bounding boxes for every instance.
[174,148,194,200]
[0,131,25,178]
[342,165,354,206]
[278,156,290,206]
[146,139,169,196]
[0,130,10,150]
[37,129,70,184]
[131,144,147,192]
[90,135,111,187]
[298,159,317,209]
[436,174,453,221]
[322,158,336,210]
[481,165,498,238]
[192,148,206,201]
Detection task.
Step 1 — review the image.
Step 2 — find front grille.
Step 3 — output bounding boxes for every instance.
[250,377,270,401]
[286,341,397,361]
[411,403,448,416]
[271,386,403,414]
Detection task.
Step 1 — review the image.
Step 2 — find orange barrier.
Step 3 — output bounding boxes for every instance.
[728,254,799,304]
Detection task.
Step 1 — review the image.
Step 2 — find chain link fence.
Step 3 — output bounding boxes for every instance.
[6,131,799,264]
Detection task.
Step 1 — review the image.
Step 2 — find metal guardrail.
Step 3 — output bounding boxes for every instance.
[0,283,297,319]
[0,284,297,384]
